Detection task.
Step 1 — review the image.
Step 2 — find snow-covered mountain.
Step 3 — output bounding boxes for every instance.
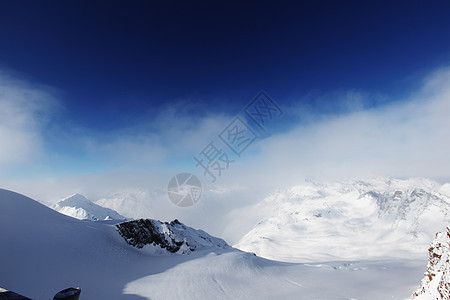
[54,193,126,221]
[0,188,232,298]
[411,226,450,299]
[0,187,426,299]
[235,177,450,262]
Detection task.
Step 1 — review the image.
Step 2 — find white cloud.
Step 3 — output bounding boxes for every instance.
[0,71,57,169]
[226,66,450,188]
[56,107,232,171]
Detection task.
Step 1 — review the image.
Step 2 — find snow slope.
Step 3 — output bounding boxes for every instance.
[54,193,126,221]
[125,251,426,300]
[0,188,428,299]
[235,177,450,262]
[0,189,227,299]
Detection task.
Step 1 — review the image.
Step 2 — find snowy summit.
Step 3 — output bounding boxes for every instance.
[53,193,126,221]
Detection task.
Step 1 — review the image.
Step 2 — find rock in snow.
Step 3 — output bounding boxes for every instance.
[116,218,229,254]
[411,226,450,299]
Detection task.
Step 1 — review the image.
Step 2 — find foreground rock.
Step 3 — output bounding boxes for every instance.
[411,226,450,299]
[116,218,229,254]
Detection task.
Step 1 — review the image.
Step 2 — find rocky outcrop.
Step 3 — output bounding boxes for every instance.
[411,226,450,299]
[116,218,229,254]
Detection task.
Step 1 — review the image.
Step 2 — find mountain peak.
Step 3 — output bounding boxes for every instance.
[54,194,125,221]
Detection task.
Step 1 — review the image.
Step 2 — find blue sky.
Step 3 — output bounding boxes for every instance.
[2,1,450,119]
[1,1,450,202]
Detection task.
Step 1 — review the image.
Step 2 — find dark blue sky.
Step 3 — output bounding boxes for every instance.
[1,0,450,131]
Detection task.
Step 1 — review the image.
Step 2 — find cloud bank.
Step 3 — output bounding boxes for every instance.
[0,71,57,171]
[215,67,450,192]
[1,67,450,241]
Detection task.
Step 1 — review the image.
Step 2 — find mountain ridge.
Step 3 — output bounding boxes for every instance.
[235,177,450,262]
[53,193,126,221]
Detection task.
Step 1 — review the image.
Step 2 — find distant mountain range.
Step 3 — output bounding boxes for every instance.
[235,177,450,262]
[54,177,450,264]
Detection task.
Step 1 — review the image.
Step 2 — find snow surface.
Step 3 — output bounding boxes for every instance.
[53,193,125,221]
[0,190,425,299]
[235,177,450,262]
[0,187,430,299]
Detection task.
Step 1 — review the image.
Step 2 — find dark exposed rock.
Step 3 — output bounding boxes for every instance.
[411,226,450,299]
[116,218,229,254]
